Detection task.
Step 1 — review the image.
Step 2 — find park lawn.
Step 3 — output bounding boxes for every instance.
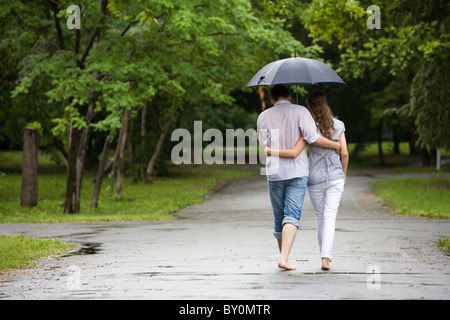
[347,141,450,170]
[0,165,255,223]
[371,177,450,219]
[0,235,77,270]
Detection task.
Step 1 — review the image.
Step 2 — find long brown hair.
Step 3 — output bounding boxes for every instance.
[307,91,335,140]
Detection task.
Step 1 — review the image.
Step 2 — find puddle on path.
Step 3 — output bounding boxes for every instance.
[64,242,102,256]
[77,242,102,255]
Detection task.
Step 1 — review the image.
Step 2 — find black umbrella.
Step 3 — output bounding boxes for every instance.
[245,57,346,88]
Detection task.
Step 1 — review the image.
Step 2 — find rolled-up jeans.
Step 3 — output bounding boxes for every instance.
[267,177,308,240]
[308,178,345,259]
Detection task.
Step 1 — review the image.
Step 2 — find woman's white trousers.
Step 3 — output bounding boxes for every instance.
[308,179,345,259]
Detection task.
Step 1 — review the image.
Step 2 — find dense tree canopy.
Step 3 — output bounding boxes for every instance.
[298,0,449,153]
[1,0,448,212]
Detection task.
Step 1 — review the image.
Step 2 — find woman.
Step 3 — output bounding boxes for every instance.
[265,91,349,271]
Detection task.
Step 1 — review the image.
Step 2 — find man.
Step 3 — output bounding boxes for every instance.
[257,85,340,270]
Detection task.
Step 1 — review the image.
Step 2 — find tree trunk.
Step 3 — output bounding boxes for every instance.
[91,135,111,208]
[75,93,97,210]
[116,110,130,200]
[127,118,135,173]
[421,148,431,166]
[64,93,98,213]
[144,106,178,184]
[110,118,124,197]
[430,148,437,167]
[140,104,147,178]
[75,127,92,212]
[377,122,385,167]
[64,123,79,213]
[61,0,106,213]
[408,120,421,156]
[145,119,172,184]
[20,128,38,207]
[392,124,400,155]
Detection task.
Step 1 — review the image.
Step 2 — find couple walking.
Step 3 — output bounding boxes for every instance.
[257,85,349,271]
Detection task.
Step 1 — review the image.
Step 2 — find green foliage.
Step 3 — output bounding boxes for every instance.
[299,0,450,152]
[3,0,304,137]
[25,121,43,135]
[107,0,125,18]
[302,0,367,48]
[0,0,312,187]
[410,61,450,149]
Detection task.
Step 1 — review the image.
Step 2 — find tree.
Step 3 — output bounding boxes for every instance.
[10,0,140,212]
[299,0,449,164]
[7,0,308,213]
[20,126,39,207]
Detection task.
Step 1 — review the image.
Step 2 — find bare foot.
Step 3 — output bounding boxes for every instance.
[321,258,330,271]
[278,259,296,270]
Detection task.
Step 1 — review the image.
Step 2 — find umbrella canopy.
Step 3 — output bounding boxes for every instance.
[245,57,346,88]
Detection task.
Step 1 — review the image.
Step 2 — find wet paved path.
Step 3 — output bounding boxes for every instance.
[0,171,449,299]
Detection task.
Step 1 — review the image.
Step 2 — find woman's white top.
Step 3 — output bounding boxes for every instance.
[308,118,346,186]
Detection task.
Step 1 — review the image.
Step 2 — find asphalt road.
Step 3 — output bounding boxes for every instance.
[0,170,449,300]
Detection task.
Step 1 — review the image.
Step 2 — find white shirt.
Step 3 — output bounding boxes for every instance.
[308,118,346,185]
[257,100,321,181]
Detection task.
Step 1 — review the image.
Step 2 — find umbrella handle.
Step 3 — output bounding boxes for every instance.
[257,76,265,85]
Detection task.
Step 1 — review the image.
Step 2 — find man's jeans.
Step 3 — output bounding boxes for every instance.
[267,177,308,240]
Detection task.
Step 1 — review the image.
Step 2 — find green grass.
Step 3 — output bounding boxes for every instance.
[0,235,77,270]
[0,151,65,174]
[436,237,450,252]
[371,178,450,219]
[0,158,255,223]
[348,142,450,171]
